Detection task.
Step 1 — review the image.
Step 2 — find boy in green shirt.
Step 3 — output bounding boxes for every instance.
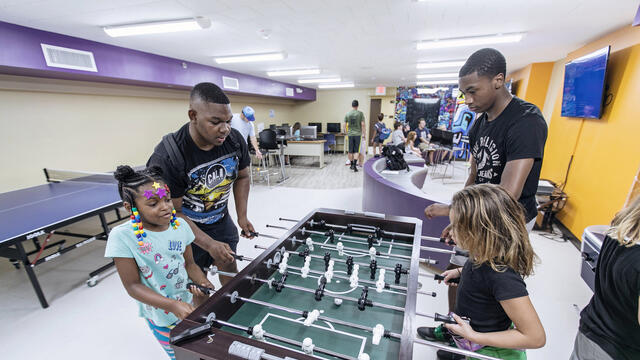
[344,99,366,172]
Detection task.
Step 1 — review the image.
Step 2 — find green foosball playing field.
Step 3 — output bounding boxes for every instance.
[222,230,413,360]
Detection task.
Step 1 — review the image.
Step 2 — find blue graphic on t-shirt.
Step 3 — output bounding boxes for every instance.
[182,154,239,225]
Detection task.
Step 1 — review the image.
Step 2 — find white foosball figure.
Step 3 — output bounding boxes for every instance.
[336,242,344,256]
[301,256,311,278]
[372,324,384,345]
[350,264,360,288]
[252,324,265,341]
[369,247,377,261]
[358,353,370,360]
[306,237,314,251]
[376,268,386,293]
[302,337,314,354]
[324,259,335,282]
[278,252,289,274]
[303,309,320,326]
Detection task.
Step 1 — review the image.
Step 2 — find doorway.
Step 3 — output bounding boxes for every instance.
[368,99,381,144]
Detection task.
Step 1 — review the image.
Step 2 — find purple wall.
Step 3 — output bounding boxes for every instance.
[0,21,315,101]
[634,5,640,26]
[363,158,451,270]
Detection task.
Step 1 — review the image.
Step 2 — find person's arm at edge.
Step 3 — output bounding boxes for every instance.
[454,295,546,349]
[499,158,534,200]
[464,155,477,187]
[233,167,255,238]
[113,257,194,319]
[249,135,262,158]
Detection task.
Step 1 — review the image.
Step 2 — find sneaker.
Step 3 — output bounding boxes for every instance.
[436,350,465,360]
[417,324,452,342]
[345,159,351,165]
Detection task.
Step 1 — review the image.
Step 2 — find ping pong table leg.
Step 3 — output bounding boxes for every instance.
[16,241,49,308]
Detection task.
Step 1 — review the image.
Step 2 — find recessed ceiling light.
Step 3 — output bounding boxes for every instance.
[298,77,341,84]
[416,60,465,69]
[267,69,321,77]
[214,52,286,64]
[416,73,459,79]
[318,83,355,89]
[417,79,458,85]
[417,33,525,50]
[103,17,211,37]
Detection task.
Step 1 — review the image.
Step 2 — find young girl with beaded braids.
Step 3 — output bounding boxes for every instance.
[105,165,214,359]
[437,184,545,360]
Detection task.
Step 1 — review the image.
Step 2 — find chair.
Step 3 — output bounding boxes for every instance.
[323,133,336,154]
[259,129,286,182]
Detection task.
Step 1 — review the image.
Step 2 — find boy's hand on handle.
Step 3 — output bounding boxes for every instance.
[424,203,450,219]
[440,224,454,244]
[238,217,256,239]
[209,240,235,265]
[444,313,476,341]
[170,300,195,320]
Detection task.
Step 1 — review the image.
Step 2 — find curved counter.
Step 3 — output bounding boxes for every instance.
[363,156,451,270]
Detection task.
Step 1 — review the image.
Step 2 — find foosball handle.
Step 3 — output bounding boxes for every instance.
[433,313,457,324]
[241,230,259,238]
[187,282,215,295]
[434,274,460,284]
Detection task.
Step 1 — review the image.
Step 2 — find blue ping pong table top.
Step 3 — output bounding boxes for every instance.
[0,179,121,245]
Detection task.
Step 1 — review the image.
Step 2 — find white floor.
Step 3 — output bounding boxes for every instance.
[1,166,592,359]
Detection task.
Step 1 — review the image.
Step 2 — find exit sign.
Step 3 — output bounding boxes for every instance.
[375,86,386,95]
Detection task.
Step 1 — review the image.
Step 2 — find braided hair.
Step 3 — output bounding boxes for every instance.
[113,165,165,207]
[459,48,507,79]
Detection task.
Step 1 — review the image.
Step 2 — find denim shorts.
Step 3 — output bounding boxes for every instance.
[191,213,239,269]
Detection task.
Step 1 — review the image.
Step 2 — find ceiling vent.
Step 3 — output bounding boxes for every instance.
[222,76,239,90]
[40,44,98,72]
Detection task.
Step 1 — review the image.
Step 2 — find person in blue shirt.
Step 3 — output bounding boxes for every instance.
[370,113,387,157]
[105,165,214,359]
[292,122,302,140]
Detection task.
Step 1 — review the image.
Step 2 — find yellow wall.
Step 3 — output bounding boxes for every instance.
[0,75,296,192]
[291,88,374,132]
[507,62,554,113]
[541,25,640,237]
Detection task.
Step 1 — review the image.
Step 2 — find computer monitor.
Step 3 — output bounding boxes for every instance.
[326,123,341,133]
[308,122,322,133]
[281,123,289,127]
[301,126,317,139]
[269,124,277,130]
[277,126,291,136]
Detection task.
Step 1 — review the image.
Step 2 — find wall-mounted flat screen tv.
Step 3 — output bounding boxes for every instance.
[561,46,610,119]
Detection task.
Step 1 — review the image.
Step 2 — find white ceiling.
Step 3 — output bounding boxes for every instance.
[0,0,637,88]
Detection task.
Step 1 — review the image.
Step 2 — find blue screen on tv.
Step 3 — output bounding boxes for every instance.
[561,46,610,119]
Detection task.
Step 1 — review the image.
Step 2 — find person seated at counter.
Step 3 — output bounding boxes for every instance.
[404,131,422,157]
[292,122,302,140]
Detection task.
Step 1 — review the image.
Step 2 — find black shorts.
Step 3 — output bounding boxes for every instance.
[348,135,361,154]
[191,213,239,269]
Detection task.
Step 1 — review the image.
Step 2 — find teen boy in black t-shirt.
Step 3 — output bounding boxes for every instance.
[419,48,548,353]
[148,82,256,286]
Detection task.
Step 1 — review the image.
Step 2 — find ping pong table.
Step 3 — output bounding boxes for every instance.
[0,169,126,308]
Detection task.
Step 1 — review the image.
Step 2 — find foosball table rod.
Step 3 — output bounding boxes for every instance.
[414,338,500,360]
[226,291,403,339]
[268,224,413,249]
[278,217,452,244]
[215,270,406,313]
[213,316,360,360]
[254,245,411,292]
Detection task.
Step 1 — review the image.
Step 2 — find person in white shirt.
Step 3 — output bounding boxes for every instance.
[391,122,405,146]
[230,106,262,159]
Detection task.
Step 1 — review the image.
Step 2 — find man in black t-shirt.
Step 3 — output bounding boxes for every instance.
[148,82,255,285]
[418,48,548,349]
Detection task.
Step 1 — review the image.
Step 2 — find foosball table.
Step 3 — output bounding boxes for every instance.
[170,208,498,360]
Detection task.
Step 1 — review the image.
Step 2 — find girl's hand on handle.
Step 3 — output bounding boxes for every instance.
[170,301,195,320]
[444,313,476,341]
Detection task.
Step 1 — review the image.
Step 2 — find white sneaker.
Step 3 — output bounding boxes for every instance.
[345,160,351,165]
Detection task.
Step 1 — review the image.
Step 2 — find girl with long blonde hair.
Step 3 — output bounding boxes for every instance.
[404,131,422,157]
[439,183,545,359]
[571,196,640,360]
